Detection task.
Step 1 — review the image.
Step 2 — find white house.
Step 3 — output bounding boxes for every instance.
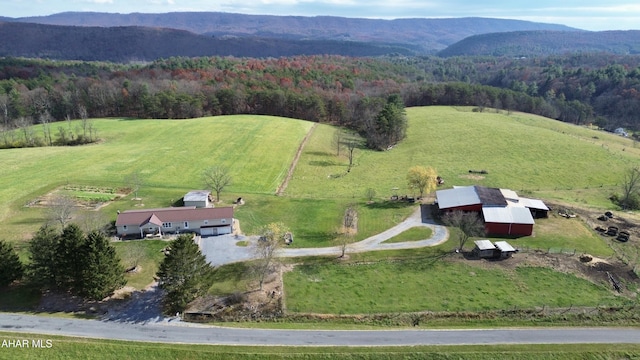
[115,206,233,239]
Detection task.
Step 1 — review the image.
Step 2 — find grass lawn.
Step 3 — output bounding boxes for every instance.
[284,259,624,314]
[234,194,416,247]
[382,226,433,243]
[2,332,640,360]
[113,240,168,289]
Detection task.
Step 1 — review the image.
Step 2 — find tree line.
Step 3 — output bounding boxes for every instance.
[1,53,639,148]
[0,224,125,300]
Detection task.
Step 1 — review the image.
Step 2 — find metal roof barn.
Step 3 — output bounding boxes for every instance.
[435,186,480,209]
[482,207,534,225]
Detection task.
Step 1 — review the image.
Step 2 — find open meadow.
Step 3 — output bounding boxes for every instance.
[2,106,640,334]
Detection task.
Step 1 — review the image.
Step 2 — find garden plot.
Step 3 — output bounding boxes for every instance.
[27,185,127,210]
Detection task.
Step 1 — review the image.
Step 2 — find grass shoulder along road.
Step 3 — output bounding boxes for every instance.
[1,332,640,359]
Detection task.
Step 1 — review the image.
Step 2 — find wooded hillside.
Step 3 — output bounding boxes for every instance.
[439,30,640,57]
[0,22,415,62]
[2,53,640,149]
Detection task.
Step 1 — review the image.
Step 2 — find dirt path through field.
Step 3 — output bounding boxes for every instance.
[275,123,317,196]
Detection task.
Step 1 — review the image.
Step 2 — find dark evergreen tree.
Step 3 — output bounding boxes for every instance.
[0,240,23,287]
[27,225,60,288]
[78,231,126,300]
[156,234,214,314]
[366,94,407,150]
[54,223,86,292]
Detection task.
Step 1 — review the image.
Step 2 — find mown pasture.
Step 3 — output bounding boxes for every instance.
[3,107,638,246]
[284,258,626,314]
[0,115,313,241]
[286,107,639,204]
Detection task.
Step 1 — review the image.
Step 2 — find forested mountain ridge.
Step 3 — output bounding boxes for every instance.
[5,12,577,54]
[439,30,640,57]
[0,21,416,62]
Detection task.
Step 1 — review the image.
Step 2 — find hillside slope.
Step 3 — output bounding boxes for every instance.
[439,30,640,57]
[9,12,577,53]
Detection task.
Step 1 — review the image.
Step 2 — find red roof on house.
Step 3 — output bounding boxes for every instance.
[116,206,233,226]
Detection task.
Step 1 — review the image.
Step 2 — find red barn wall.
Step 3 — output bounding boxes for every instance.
[485,222,533,237]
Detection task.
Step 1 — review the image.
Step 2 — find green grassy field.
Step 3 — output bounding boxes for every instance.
[285,107,639,203]
[284,258,625,314]
[1,331,640,359]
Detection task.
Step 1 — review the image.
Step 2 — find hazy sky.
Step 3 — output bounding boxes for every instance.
[3,0,639,31]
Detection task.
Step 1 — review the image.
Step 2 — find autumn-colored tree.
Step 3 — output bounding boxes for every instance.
[407,166,438,198]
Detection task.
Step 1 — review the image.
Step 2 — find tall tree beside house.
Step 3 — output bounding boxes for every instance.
[156,234,214,315]
[203,166,232,202]
[0,240,23,287]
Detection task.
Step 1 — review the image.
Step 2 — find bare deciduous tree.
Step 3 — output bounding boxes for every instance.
[442,210,485,252]
[47,195,76,228]
[620,167,640,210]
[365,188,377,202]
[338,204,358,258]
[76,210,109,235]
[332,128,344,156]
[343,135,362,173]
[252,222,289,290]
[39,111,53,146]
[125,170,144,201]
[16,116,34,146]
[203,166,232,203]
[78,104,90,140]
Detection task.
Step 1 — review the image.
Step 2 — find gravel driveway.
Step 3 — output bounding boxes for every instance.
[199,205,448,266]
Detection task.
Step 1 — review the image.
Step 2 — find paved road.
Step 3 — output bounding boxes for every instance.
[199,205,449,266]
[1,313,639,346]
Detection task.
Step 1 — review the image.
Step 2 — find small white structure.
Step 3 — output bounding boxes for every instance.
[472,240,517,259]
[494,241,517,259]
[183,190,212,208]
[473,240,497,258]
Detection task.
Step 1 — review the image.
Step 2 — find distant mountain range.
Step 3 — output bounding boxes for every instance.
[0,22,418,62]
[0,12,636,61]
[438,30,640,57]
[4,12,577,52]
